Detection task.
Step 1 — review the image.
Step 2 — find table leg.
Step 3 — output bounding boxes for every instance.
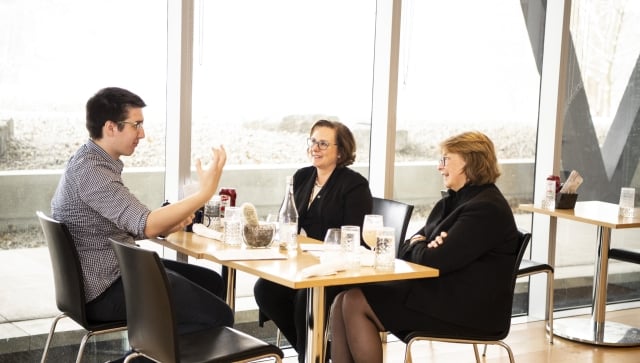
[225,267,236,312]
[306,286,325,363]
[176,251,188,263]
[553,226,640,346]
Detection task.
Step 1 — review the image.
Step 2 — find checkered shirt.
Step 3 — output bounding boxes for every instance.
[51,139,150,302]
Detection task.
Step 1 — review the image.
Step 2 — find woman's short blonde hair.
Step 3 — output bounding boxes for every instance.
[441,131,501,185]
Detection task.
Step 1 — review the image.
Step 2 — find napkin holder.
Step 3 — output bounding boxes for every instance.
[556,193,578,209]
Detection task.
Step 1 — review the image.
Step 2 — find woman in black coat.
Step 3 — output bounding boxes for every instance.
[329,131,520,363]
[254,120,372,363]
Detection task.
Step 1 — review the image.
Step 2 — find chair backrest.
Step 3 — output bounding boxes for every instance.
[110,239,179,363]
[494,228,531,337]
[36,211,89,327]
[371,197,414,253]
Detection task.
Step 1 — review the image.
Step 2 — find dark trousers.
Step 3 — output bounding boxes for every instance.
[86,259,233,334]
[254,277,343,363]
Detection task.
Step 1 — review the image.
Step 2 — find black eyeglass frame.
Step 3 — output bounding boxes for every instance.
[118,121,144,130]
[438,156,450,166]
[307,137,337,150]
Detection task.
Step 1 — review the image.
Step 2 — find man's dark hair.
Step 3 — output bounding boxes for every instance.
[86,87,146,139]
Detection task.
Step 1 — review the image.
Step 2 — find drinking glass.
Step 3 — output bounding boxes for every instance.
[341,225,361,271]
[321,228,342,264]
[375,226,395,271]
[324,228,341,246]
[619,187,636,218]
[362,214,384,250]
[223,206,242,246]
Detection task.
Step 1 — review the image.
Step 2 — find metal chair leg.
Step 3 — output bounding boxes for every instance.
[473,344,481,363]
[41,313,66,363]
[276,328,282,347]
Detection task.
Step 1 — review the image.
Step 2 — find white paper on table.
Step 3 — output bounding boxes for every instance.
[300,243,326,251]
[212,247,288,261]
[301,261,348,278]
[192,223,224,241]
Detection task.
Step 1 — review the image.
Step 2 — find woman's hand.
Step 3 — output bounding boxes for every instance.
[409,234,427,245]
[427,231,448,248]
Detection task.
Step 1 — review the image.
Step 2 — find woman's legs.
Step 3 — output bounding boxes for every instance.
[331,288,385,363]
[254,278,299,349]
[330,291,352,363]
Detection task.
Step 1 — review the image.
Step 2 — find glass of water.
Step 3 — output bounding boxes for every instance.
[375,227,395,271]
[341,225,361,271]
[223,206,243,246]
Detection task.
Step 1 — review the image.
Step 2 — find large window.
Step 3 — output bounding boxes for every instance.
[395,0,541,230]
[190,0,377,217]
[0,0,168,247]
[554,0,640,309]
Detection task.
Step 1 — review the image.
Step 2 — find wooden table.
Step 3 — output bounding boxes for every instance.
[155,231,439,363]
[519,201,640,346]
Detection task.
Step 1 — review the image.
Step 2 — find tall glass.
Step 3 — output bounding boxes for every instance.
[341,225,361,271]
[375,227,395,271]
[223,206,242,246]
[362,214,384,250]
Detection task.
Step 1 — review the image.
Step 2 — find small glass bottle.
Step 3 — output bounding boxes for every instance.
[278,176,299,257]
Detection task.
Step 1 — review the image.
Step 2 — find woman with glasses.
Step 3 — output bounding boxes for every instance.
[329,131,520,363]
[254,119,372,363]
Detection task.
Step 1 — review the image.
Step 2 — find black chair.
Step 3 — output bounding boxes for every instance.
[609,248,640,265]
[109,238,284,363]
[517,254,554,343]
[371,197,415,252]
[276,197,416,348]
[403,229,532,363]
[36,211,127,363]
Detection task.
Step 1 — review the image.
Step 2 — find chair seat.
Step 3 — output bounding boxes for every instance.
[177,326,283,363]
[609,248,640,264]
[518,259,554,276]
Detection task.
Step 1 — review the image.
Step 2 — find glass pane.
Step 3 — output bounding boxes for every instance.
[561,0,640,308]
[0,0,168,248]
[192,0,376,217]
[395,1,541,231]
[395,0,544,316]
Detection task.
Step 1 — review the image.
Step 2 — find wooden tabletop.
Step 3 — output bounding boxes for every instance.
[518,201,640,229]
[159,231,439,289]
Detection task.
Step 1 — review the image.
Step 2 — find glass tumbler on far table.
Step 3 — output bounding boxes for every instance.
[619,187,636,218]
[362,214,384,250]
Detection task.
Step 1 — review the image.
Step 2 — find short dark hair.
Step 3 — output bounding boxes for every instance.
[309,119,357,168]
[440,131,501,185]
[86,87,146,139]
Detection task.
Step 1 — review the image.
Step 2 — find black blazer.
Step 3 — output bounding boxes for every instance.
[397,183,519,331]
[292,166,372,242]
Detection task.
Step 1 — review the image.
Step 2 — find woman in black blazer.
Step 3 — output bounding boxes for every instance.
[254,120,372,363]
[330,131,520,363]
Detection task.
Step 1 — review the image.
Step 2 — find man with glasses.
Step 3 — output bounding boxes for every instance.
[51,87,233,362]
